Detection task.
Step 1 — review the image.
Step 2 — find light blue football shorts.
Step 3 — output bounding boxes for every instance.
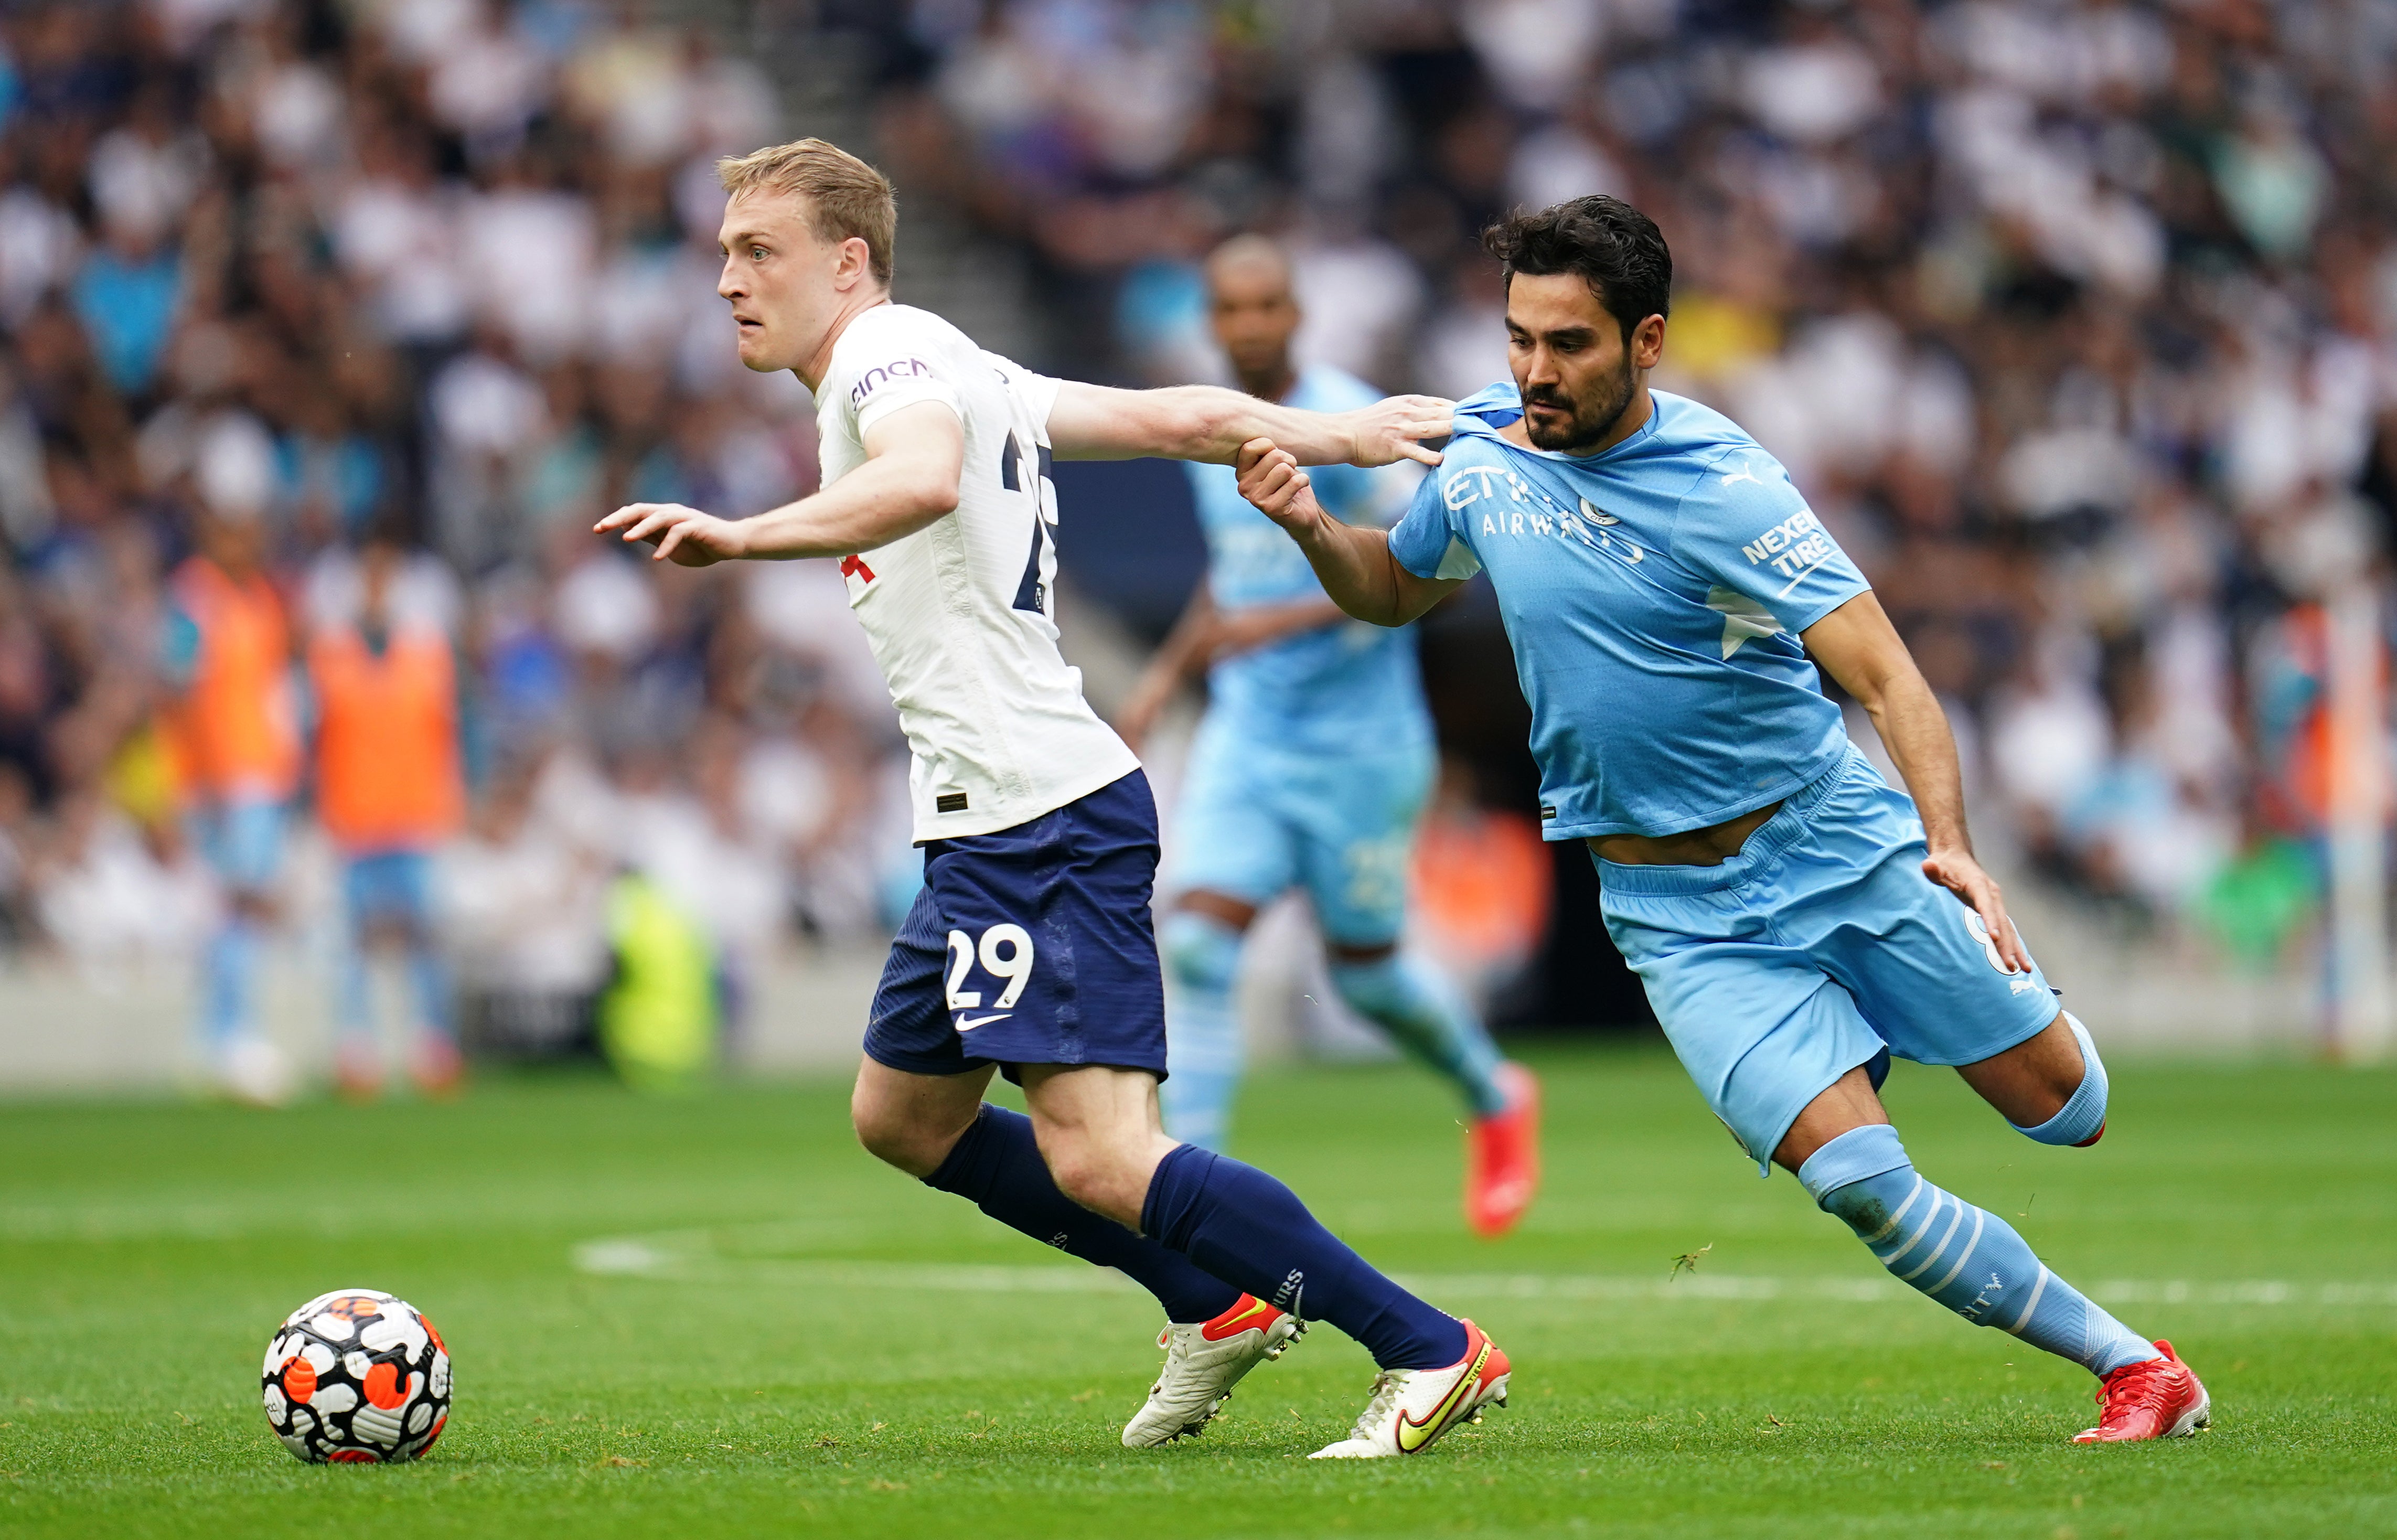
[1598,744,2061,1174]
[189,795,286,896]
[1162,712,1433,948]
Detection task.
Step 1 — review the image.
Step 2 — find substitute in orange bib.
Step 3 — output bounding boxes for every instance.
[163,497,302,1104]
[307,534,467,1099]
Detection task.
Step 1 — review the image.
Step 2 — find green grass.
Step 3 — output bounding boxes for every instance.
[2,1045,2392,1538]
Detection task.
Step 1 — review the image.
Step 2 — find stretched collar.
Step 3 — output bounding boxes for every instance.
[1448,380,1664,464]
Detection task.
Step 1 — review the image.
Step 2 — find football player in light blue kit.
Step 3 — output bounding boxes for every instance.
[1234,197,2211,1444]
[1119,237,1541,1237]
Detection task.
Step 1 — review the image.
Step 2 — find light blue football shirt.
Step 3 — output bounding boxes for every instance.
[1186,367,1431,755]
[1387,382,1869,839]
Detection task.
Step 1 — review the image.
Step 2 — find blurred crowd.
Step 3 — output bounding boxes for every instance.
[867,0,2397,964]
[4,0,2397,1095]
[0,0,921,1095]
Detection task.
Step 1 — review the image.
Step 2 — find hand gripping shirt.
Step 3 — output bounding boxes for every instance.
[813,303,1139,842]
[1387,383,1869,840]
[1184,366,1431,756]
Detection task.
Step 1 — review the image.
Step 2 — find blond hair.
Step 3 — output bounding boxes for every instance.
[717,138,897,285]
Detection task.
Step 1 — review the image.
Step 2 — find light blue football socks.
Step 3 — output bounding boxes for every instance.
[1326,953,1510,1117]
[1800,1123,2158,1376]
[1161,910,1511,1149]
[200,915,264,1047]
[2010,1013,2109,1147]
[1159,911,1246,1151]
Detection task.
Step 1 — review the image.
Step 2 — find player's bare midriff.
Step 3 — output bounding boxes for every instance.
[1587,799,1782,868]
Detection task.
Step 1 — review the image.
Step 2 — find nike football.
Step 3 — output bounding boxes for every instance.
[261,1288,451,1463]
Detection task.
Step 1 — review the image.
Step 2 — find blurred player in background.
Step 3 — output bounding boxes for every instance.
[596,139,1509,1458]
[1240,196,2210,1446]
[306,528,466,1100]
[163,476,300,1105]
[1119,236,1540,1237]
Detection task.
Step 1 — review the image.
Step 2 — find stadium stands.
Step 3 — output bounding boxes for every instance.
[0,0,2390,1076]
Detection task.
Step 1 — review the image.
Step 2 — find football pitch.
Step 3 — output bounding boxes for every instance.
[3,1044,2391,1539]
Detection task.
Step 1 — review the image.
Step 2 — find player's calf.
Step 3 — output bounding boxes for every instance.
[922,1100,1244,1327]
[1799,1123,2161,1381]
[1142,1141,1469,1373]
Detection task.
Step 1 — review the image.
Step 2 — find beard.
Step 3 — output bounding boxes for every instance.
[1522,350,1638,454]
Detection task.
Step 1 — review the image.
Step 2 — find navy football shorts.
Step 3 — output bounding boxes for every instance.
[864,769,1169,1083]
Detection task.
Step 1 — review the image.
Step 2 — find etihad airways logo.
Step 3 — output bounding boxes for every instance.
[1440,463,1644,565]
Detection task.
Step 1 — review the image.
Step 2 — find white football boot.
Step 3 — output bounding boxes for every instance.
[1309,1318,1510,1458]
[1121,1293,1303,1447]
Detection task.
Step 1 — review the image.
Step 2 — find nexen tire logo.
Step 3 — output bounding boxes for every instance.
[851,358,930,407]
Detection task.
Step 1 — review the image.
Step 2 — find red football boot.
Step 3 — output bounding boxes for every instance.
[411,1034,466,1100]
[2074,1340,2211,1442]
[1465,1063,1542,1238]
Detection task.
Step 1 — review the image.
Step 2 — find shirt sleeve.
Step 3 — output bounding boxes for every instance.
[834,312,966,440]
[1388,463,1482,581]
[1674,449,1867,632]
[991,353,1062,437]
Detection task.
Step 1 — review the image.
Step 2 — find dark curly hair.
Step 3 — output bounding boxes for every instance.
[1482,196,1673,342]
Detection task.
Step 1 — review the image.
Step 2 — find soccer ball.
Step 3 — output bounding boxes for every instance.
[261,1288,451,1463]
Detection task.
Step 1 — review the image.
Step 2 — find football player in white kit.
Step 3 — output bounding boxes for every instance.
[597,140,1510,1458]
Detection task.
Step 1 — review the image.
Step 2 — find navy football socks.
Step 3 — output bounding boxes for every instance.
[923,1104,1241,1325]
[1141,1142,1467,1371]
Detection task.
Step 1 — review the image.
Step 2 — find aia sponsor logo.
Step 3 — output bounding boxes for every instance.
[850,357,930,408]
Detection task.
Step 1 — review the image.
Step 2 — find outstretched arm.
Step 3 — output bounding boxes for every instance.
[1046,381,1452,468]
[1802,592,2031,972]
[594,401,965,564]
[1210,596,1348,652]
[1235,441,1458,627]
[1116,585,1217,750]
[1116,585,1347,747]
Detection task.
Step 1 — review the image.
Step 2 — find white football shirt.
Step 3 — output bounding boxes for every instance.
[810,303,1140,842]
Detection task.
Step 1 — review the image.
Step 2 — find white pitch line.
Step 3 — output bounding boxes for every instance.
[567,1239,2397,1308]
[570,1242,1137,1293]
